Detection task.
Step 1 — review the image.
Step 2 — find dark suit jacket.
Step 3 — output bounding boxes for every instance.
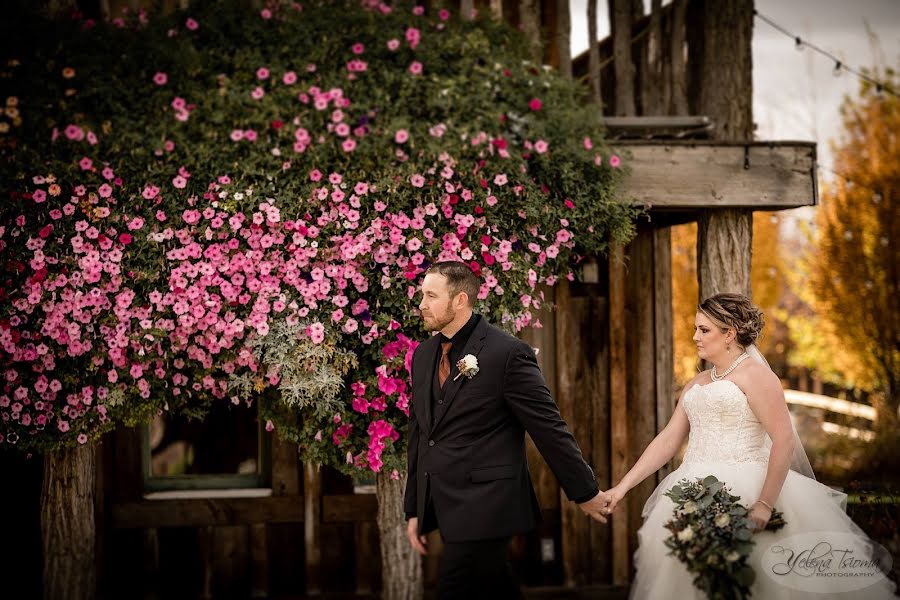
[403,317,598,543]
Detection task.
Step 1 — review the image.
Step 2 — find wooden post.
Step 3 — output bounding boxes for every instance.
[609,0,636,116]
[694,0,755,299]
[641,0,663,115]
[670,0,689,115]
[539,0,570,76]
[587,0,601,102]
[41,444,96,600]
[518,0,542,62]
[698,209,752,298]
[608,245,629,585]
[303,462,322,595]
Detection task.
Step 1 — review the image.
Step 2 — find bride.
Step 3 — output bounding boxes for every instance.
[606,293,897,599]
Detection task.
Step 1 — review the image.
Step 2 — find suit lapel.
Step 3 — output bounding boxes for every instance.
[416,334,439,432]
[430,318,488,435]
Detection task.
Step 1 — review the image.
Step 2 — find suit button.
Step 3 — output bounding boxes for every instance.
[438,399,443,405]
[428,440,435,447]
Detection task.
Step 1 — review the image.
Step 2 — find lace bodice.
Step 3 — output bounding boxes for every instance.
[681,380,770,465]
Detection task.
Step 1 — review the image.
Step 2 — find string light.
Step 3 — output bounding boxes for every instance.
[754,10,898,98]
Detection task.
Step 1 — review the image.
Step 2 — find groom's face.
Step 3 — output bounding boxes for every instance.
[419,273,457,332]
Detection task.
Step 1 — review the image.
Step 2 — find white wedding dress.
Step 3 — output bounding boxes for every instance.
[630,379,897,599]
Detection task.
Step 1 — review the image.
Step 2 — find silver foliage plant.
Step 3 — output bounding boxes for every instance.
[228,319,357,418]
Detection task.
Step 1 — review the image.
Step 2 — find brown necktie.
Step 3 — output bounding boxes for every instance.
[438,342,452,387]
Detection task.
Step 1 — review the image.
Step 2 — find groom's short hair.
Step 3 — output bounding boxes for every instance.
[426,261,480,307]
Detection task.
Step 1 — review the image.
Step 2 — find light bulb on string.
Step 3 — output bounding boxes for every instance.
[833,61,843,77]
[794,36,804,51]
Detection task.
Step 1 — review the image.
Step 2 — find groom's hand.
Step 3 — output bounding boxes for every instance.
[578,491,612,524]
[406,517,428,555]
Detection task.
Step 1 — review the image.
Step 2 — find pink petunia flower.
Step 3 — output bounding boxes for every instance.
[153,72,168,85]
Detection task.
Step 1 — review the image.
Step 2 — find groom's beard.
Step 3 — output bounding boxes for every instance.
[423,306,455,332]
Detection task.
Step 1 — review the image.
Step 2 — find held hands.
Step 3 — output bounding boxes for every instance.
[748,501,773,532]
[578,490,613,524]
[604,485,626,515]
[406,517,428,556]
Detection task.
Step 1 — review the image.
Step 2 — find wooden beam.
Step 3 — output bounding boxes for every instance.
[111,494,379,529]
[112,496,304,528]
[613,141,817,209]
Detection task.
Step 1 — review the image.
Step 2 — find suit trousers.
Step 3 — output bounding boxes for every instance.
[435,536,524,600]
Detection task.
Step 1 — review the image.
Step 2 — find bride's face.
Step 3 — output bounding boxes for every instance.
[693,312,732,362]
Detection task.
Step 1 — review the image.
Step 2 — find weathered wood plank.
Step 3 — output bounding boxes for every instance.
[625,229,659,573]
[303,463,322,595]
[521,285,560,511]
[614,142,817,209]
[249,523,268,599]
[589,294,612,584]
[653,227,675,481]
[354,521,378,594]
[608,244,630,585]
[554,280,593,586]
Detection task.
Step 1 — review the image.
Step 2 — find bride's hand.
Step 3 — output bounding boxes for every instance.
[605,486,626,514]
[748,502,772,532]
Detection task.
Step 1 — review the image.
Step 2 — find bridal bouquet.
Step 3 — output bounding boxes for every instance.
[664,476,786,600]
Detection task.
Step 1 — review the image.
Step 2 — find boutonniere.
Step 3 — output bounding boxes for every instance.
[453,354,479,381]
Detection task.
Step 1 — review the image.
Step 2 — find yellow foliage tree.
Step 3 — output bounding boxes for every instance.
[790,70,899,430]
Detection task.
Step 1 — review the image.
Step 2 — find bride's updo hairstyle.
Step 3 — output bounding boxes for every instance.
[698,293,765,347]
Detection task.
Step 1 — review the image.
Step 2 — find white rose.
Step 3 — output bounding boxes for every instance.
[677,526,694,542]
[715,513,731,528]
[725,551,741,563]
[682,501,698,514]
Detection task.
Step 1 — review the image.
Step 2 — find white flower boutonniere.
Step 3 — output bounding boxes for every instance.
[453,354,479,381]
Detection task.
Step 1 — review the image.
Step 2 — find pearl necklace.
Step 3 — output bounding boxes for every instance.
[711,352,750,381]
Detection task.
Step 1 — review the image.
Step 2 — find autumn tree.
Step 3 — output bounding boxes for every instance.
[791,68,899,431]
[671,213,785,386]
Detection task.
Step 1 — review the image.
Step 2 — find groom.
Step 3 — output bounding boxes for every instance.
[404,261,611,598]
